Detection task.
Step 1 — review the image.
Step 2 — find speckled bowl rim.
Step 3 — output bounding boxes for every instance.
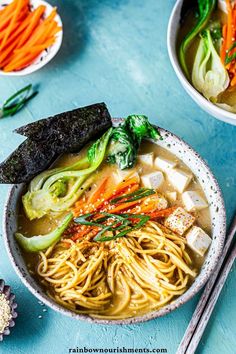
[3,120,226,325]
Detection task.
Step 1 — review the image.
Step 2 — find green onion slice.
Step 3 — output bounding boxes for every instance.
[110,188,155,204]
[1,84,38,118]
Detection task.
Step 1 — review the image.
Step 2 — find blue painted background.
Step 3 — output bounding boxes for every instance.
[0,1,235,353]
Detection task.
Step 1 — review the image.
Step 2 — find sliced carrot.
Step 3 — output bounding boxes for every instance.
[0,0,18,20]
[0,0,25,30]
[109,200,141,214]
[15,5,46,48]
[226,0,233,50]
[1,0,27,48]
[221,24,227,64]
[88,177,109,204]
[22,17,57,48]
[3,50,42,72]
[14,37,56,54]
[148,207,177,220]
[0,12,33,53]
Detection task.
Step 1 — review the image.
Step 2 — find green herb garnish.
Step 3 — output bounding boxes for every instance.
[0,84,38,119]
[110,188,155,204]
[74,212,150,242]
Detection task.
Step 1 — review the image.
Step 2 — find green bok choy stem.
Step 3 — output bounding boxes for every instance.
[15,212,73,252]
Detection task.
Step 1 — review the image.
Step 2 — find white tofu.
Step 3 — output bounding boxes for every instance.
[164,207,195,235]
[186,226,212,256]
[182,191,208,212]
[112,170,140,184]
[166,191,177,202]
[154,156,177,172]
[137,153,154,167]
[141,171,164,190]
[167,168,192,193]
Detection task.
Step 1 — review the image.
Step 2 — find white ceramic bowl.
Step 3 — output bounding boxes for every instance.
[0,0,63,76]
[167,0,236,126]
[3,120,227,324]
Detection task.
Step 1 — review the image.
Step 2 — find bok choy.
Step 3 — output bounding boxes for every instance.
[15,213,73,252]
[179,0,216,78]
[192,30,229,100]
[107,115,161,170]
[21,115,161,220]
[23,128,113,220]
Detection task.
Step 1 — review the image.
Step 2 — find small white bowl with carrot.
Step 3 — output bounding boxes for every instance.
[0,0,63,76]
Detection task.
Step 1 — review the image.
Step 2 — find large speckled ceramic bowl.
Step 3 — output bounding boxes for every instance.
[3,120,226,324]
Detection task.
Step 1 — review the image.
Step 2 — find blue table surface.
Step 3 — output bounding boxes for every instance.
[0,1,236,353]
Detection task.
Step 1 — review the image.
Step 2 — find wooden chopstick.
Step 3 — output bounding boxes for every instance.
[177,213,236,354]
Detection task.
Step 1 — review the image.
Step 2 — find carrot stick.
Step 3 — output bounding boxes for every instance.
[221,24,227,63]
[0,12,33,49]
[22,17,57,48]
[226,0,233,50]
[3,49,42,72]
[1,0,26,48]
[15,5,46,48]
[148,207,177,220]
[0,0,18,20]
[0,0,23,30]
[88,177,109,204]
[4,24,57,68]
[14,37,56,54]
[109,200,141,213]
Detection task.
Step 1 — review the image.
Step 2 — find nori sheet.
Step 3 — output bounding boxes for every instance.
[0,102,112,184]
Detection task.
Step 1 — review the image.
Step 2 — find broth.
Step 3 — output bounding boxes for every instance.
[177,6,236,107]
[18,141,211,318]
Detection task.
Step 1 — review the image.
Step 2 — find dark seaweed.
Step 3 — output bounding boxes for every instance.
[14,103,111,152]
[0,103,112,184]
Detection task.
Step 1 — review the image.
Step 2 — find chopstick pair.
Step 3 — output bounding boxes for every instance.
[177,213,236,354]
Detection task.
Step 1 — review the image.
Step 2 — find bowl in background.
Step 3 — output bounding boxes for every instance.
[3,120,227,324]
[167,0,236,126]
[0,0,63,77]
[0,279,17,341]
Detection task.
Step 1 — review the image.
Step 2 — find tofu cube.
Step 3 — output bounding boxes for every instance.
[112,170,140,184]
[155,156,177,172]
[164,207,195,235]
[137,153,154,167]
[141,171,164,190]
[186,226,212,256]
[182,191,208,212]
[166,191,177,202]
[167,168,192,193]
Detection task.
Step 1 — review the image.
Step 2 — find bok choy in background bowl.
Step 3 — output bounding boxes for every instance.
[167,0,236,126]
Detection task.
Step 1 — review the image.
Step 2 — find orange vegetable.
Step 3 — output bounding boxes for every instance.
[221,0,236,86]
[88,177,109,204]
[15,5,46,48]
[1,0,26,48]
[147,207,177,220]
[0,1,61,72]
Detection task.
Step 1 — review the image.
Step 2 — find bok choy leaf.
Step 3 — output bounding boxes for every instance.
[23,128,113,220]
[192,30,229,100]
[179,0,216,78]
[15,213,73,252]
